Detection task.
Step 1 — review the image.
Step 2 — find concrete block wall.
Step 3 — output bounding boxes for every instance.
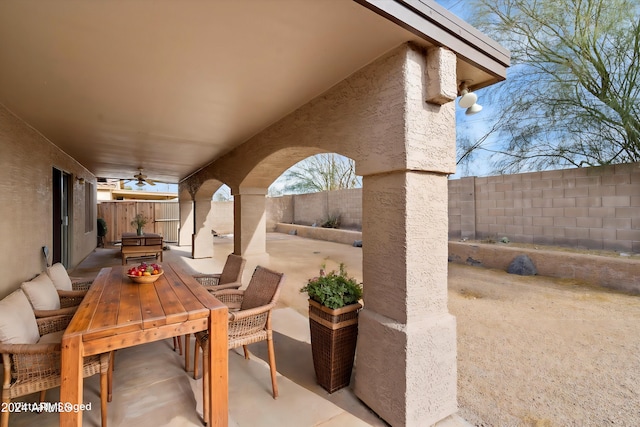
[449,163,640,252]
[271,189,363,229]
[328,188,362,229]
[209,201,234,235]
[265,195,293,231]
[293,192,328,226]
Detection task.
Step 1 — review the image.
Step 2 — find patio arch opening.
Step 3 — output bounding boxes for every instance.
[180,43,459,426]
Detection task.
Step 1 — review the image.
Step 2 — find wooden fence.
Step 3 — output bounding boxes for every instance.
[97,201,179,245]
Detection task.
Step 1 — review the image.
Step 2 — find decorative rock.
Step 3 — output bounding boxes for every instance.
[507,255,537,276]
[466,257,482,267]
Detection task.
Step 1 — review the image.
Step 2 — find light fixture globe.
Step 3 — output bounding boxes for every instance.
[458,89,478,108]
[466,103,483,115]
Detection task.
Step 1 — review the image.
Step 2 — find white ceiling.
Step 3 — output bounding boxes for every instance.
[0,0,503,184]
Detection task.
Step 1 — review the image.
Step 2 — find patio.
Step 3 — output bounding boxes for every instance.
[4,234,473,427]
[0,2,513,423]
[5,233,640,426]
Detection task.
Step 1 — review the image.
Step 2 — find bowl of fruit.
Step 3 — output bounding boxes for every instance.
[127,263,163,284]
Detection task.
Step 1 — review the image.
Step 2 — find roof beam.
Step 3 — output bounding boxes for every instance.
[354,0,510,88]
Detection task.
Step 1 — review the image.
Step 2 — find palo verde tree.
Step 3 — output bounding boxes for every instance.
[459,0,640,173]
[278,153,361,195]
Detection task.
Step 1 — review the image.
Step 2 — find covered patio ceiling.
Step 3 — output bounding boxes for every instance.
[0,0,508,185]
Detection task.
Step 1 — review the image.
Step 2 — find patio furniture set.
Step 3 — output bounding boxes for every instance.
[120,232,164,265]
[0,253,285,427]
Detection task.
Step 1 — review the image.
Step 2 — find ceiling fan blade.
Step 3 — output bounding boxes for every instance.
[145,178,156,186]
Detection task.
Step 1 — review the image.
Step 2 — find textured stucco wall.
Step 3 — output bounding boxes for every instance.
[0,106,96,298]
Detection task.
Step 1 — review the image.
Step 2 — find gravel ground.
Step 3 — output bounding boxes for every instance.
[448,263,640,427]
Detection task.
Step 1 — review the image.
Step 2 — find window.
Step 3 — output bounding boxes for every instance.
[85,182,94,233]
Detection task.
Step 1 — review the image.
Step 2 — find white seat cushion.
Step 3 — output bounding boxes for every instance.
[0,290,40,344]
[47,263,73,291]
[21,273,61,310]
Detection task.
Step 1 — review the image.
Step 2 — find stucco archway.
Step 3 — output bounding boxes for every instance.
[178,178,226,258]
[181,43,458,426]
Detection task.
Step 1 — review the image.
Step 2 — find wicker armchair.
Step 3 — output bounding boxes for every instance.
[0,295,111,427]
[193,266,285,421]
[176,254,247,369]
[192,253,246,292]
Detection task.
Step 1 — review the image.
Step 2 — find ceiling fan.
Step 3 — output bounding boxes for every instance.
[127,168,156,187]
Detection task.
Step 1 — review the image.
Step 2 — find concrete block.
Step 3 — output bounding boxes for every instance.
[615,185,637,196]
[617,229,640,241]
[576,176,601,187]
[575,197,602,207]
[603,218,631,229]
[554,217,577,227]
[565,187,589,197]
[551,198,576,208]
[564,207,589,217]
[542,207,564,217]
[531,197,551,208]
[533,217,554,226]
[602,195,630,207]
[564,227,590,239]
[576,217,602,228]
[602,174,630,185]
[589,228,616,240]
[588,207,616,218]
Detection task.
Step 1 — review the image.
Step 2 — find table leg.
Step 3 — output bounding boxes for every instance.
[207,308,228,427]
[60,333,84,427]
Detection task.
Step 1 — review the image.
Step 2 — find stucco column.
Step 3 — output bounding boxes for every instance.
[192,197,215,258]
[233,187,269,264]
[178,199,194,246]
[355,172,456,426]
[353,46,458,426]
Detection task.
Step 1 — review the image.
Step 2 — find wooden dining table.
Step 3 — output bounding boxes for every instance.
[60,263,228,426]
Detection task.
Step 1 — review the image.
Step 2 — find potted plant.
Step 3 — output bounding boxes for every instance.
[300,263,363,393]
[131,213,149,236]
[97,218,107,247]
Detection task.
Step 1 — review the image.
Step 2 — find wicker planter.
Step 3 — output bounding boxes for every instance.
[308,298,362,393]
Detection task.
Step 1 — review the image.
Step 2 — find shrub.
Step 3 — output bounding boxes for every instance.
[300,263,363,309]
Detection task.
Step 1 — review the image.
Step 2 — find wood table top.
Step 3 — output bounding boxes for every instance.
[64,263,226,346]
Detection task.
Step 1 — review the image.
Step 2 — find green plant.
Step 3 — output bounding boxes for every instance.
[300,263,362,309]
[131,213,149,229]
[97,218,107,237]
[321,213,341,229]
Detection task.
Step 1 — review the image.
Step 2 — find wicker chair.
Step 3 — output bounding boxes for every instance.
[0,290,111,427]
[176,254,247,368]
[192,253,246,292]
[194,266,285,420]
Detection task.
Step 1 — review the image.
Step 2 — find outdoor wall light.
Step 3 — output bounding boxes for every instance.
[76,176,85,185]
[458,81,482,115]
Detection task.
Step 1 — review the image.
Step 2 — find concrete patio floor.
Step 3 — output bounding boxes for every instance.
[4,233,472,427]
